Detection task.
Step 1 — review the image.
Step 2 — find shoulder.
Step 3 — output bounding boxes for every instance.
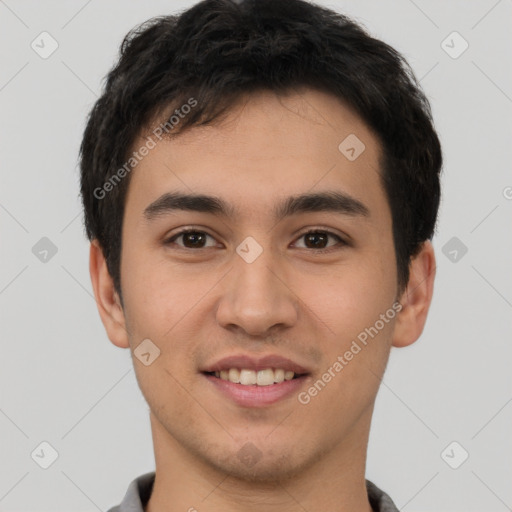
[106,471,156,512]
[366,480,400,512]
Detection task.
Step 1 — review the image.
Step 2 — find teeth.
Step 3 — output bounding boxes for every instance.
[256,369,274,386]
[240,369,257,385]
[274,368,285,383]
[228,368,240,383]
[213,368,297,385]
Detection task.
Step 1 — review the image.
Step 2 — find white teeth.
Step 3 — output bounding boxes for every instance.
[213,368,298,385]
[274,368,285,383]
[239,369,257,385]
[257,369,275,386]
[228,368,240,383]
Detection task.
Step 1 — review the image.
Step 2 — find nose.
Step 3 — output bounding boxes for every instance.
[215,247,299,337]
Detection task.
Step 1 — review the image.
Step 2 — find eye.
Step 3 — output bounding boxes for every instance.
[164,228,348,253]
[164,229,218,249]
[293,229,347,253]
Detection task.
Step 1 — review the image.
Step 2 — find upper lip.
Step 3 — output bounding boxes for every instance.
[201,354,311,375]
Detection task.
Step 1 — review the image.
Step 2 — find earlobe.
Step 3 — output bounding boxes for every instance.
[89,240,130,349]
[391,241,436,348]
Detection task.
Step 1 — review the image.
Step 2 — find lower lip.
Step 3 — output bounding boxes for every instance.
[203,373,308,407]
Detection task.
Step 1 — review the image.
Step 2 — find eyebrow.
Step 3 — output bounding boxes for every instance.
[143,190,370,222]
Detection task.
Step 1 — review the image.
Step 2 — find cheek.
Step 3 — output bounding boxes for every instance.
[120,245,195,333]
[295,255,396,399]
[120,257,224,382]
[298,283,395,424]
[295,257,395,338]
[121,264,202,395]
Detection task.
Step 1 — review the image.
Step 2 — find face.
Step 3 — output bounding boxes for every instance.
[95,88,419,482]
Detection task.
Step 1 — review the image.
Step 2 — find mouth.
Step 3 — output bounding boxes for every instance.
[203,368,306,386]
[200,354,311,407]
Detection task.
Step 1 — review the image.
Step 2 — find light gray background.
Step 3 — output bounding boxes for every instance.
[1,0,511,511]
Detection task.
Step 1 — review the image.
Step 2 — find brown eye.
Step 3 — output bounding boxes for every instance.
[294,230,346,253]
[304,232,329,249]
[166,230,216,249]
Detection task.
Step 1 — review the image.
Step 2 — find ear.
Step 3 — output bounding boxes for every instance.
[392,240,436,348]
[89,239,130,349]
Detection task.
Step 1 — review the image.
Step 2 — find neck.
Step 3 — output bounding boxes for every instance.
[144,412,374,512]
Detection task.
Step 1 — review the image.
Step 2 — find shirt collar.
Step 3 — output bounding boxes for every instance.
[110,472,399,512]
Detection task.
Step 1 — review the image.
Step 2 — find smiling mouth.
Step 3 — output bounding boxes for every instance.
[203,368,306,386]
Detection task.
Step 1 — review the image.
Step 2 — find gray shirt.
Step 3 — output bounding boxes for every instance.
[107,471,399,512]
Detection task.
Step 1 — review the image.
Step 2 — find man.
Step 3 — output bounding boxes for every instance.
[80,0,442,510]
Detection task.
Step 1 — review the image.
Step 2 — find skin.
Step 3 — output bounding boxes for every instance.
[90,88,435,512]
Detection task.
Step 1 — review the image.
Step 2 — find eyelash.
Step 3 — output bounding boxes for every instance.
[164,228,348,254]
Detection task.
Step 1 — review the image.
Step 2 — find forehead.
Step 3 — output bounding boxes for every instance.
[125,88,388,224]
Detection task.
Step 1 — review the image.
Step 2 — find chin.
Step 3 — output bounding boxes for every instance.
[198,439,319,485]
